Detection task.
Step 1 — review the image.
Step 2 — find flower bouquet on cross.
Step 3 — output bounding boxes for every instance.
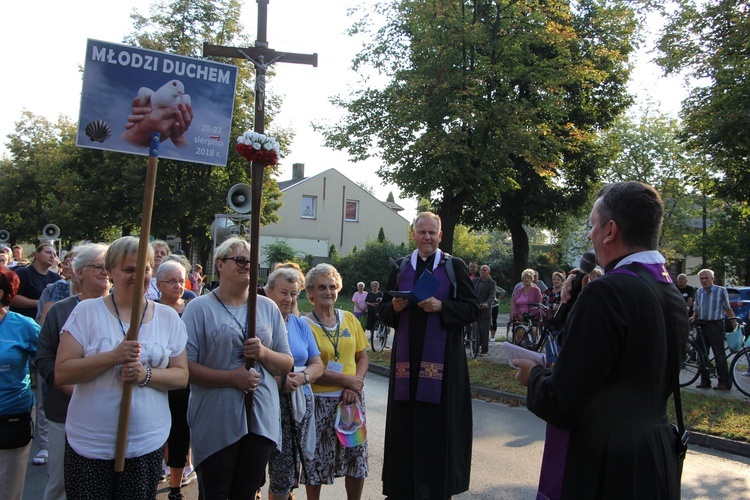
[235,131,281,166]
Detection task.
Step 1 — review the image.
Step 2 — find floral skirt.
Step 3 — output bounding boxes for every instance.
[302,394,368,485]
[268,391,314,494]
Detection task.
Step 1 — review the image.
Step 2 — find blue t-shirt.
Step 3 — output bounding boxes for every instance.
[0,311,40,414]
[287,315,321,396]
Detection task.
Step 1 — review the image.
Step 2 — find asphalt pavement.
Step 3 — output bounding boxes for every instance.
[22,367,750,499]
[21,313,750,498]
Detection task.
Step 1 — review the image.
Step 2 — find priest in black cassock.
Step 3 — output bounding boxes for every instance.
[379,211,480,500]
[515,182,688,499]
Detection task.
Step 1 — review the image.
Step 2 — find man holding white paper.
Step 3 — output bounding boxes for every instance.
[514,182,688,499]
[379,211,479,499]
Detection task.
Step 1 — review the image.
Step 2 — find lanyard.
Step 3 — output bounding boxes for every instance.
[212,291,247,338]
[111,296,148,337]
[312,310,341,361]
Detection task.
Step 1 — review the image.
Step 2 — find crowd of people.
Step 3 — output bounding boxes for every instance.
[0,182,721,499]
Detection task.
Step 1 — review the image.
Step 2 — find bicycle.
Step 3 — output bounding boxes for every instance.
[464,322,480,359]
[506,303,545,348]
[679,320,750,394]
[370,318,391,352]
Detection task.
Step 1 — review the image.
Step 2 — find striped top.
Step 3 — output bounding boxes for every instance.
[694,285,730,321]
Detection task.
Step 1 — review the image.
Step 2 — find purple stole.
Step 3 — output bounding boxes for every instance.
[536,259,672,499]
[393,258,451,404]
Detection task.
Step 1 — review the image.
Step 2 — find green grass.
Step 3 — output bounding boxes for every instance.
[367,349,750,442]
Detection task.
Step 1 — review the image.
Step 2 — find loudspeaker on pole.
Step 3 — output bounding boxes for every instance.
[0,230,9,243]
[42,224,61,240]
[227,183,252,214]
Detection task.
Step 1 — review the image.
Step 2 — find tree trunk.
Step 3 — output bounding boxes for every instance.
[505,214,529,283]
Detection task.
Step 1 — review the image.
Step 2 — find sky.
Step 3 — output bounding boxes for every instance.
[1,1,689,222]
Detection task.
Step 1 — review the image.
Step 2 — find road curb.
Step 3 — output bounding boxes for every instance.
[367,363,750,459]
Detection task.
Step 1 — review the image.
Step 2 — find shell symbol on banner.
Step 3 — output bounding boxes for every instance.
[84,120,112,143]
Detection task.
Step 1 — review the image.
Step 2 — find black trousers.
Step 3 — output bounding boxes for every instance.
[197,432,275,500]
[697,320,731,386]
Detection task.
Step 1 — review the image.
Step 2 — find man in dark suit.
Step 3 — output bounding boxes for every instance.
[473,265,496,355]
[514,182,687,499]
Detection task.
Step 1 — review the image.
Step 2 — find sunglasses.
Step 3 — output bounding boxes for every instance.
[221,256,251,268]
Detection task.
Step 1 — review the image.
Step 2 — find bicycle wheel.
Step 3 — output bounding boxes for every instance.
[371,321,388,352]
[469,323,479,359]
[730,347,750,397]
[679,340,701,387]
[511,325,528,346]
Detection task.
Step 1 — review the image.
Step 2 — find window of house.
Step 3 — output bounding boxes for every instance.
[345,200,359,222]
[301,195,317,219]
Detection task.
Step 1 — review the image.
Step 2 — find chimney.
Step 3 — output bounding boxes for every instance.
[292,163,305,180]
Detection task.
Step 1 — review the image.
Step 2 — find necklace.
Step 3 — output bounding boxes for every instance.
[312,310,341,361]
[212,290,247,338]
[111,295,148,337]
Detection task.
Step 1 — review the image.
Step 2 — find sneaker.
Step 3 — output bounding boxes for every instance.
[489,337,496,342]
[168,493,185,500]
[32,449,49,466]
[160,463,170,483]
[181,469,197,487]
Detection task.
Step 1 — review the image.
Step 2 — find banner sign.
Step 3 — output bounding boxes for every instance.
[76,39,238,166]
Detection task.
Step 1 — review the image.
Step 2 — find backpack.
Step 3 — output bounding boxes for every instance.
[394,253,457,299]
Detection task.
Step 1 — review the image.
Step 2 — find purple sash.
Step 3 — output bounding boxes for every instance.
[537,424,571,500]
[394,258,450,404]
[609,262,673,284]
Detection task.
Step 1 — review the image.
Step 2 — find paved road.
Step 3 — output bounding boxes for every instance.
[23,372,750,499]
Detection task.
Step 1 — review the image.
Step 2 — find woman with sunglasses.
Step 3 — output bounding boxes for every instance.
[182,237,293,499]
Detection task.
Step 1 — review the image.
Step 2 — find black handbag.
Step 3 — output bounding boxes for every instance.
[0,411,33,449]
[724,318,737,333]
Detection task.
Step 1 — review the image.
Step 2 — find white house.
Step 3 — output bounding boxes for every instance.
[259,164,410,266]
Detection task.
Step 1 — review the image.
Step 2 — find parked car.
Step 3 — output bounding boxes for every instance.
[726,286,750,323]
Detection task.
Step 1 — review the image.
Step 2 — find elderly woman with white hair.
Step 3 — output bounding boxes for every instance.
[301,263,369,500]
[35,242,110,500]
[265,266,324,500]
[55,236,188,498]
[155,258,196,496]
[351,282,367,319]
[182,237,293,499]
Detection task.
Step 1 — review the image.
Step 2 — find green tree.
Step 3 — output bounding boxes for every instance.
[263,239,306,270]
[656,0,750,202]
[126,0,287,263]
[377,226,386,243]
[451,225,490,264]
[333,239,408,294]
[321,0,638,282]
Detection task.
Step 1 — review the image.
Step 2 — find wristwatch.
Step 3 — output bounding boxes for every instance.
[303,371,310,385]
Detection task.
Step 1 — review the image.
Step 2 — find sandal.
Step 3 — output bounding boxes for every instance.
[33,449,49,466]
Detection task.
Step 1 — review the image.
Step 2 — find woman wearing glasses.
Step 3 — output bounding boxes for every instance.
[55,236,188,498]
[35,243,110,500]
[155,259,196,498]
[182,237,293,499]
[301,263,369,500]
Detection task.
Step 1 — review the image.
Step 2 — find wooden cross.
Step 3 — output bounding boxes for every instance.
[203,0,317,424]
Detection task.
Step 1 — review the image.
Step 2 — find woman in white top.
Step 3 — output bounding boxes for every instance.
[56,236,188,499]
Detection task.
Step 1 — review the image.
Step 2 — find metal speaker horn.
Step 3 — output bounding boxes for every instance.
[211,217,240,243]
[0,230,9,243]
[227,183,252,214]
[42,224,61,240]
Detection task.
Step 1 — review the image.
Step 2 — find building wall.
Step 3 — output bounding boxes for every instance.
[260,168,409,265]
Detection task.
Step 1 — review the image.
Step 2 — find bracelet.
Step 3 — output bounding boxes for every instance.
[138,363,152,387]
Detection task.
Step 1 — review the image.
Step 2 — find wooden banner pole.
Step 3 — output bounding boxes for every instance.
[114,133,160,472]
